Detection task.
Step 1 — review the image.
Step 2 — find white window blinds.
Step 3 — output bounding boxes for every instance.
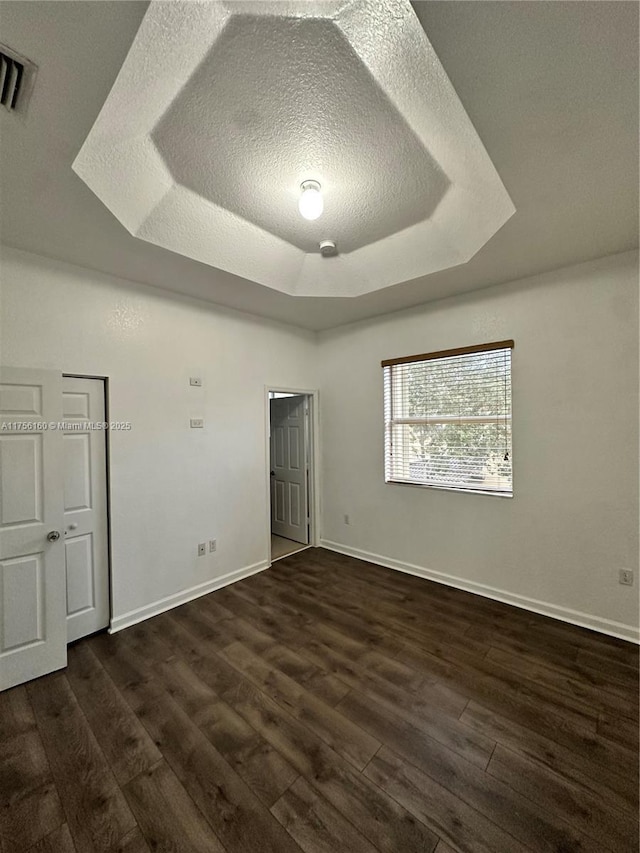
[383,341,513,496]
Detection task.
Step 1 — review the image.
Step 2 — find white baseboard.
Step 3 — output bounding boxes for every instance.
[320,540,640,644]
[109,559,269,634]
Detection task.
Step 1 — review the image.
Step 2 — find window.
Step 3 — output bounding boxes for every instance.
[383,340,513,496]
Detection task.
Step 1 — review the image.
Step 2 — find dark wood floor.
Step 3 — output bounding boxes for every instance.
[2,549,639,853]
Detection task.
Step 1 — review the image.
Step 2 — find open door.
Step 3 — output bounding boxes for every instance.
[270,395,309,545]
[63,376,110,642]
[0,367,67,691]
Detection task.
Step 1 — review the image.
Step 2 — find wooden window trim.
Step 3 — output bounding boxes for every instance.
[381,339,514,368]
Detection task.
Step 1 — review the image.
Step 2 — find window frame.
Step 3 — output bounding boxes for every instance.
[382,340,514,498]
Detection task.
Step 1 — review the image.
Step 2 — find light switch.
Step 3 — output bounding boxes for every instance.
[190,418,204,428]
[190,377,202,387]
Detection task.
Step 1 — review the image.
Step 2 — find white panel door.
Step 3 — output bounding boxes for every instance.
[63,377,109,642]
[0,367,66,691]
[270,396,309,544]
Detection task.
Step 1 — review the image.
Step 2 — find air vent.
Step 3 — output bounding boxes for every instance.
[0,44,36,114]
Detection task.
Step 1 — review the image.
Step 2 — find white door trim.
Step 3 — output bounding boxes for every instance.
[265,386,320,565]
[269,395,308,544]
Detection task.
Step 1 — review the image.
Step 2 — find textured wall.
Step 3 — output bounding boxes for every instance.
[0,247,318,624]
[317,251,640,640]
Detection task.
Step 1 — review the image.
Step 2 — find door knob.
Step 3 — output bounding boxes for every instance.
[47,530,61,542]
[270,470,275,476]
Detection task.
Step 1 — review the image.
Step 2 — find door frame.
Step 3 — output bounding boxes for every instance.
[265,386,320,565]
[63,373,113,635]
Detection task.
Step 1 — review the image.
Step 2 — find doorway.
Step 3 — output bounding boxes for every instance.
[266,388,318,563]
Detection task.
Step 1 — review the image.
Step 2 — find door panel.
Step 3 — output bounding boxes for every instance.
[270,396,309,544]
[1,554,44,651]
[63,391,90,418]
[0,367,66,691]
[65,534,94,616]
[0,434,43,523]
[63,377,109,642]
[289,428,300,469]
[289,482,300,525]
[274,481,286,522]
[64,434,91,510]
[275,428,285,468]
[0,382,42,415]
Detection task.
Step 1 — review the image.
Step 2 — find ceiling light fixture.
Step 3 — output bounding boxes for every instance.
[298,180,323,220]
[319,239,338,257]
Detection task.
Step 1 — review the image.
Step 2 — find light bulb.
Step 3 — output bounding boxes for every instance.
[298,180,323,221]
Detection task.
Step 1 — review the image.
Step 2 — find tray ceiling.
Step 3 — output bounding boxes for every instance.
[1,1,637,329]
[72,0,515,298]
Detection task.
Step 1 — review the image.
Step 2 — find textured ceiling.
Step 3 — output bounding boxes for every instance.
[0,1,637,328]
[153,15,449,254]
[71,1,514,297]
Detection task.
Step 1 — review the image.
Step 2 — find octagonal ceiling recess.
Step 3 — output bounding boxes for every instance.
[72,0,515,298]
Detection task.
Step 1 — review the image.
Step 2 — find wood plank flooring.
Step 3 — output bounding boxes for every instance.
[1,548,638,853]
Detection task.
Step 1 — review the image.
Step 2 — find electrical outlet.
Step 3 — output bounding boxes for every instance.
[344,514,350,525]
[209,539,217,553]
[197,543,206,557]
[190,377,202,387]
[619,569,634,586]
[190,418,204,428]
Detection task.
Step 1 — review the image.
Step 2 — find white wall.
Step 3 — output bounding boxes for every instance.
[0,247,318,627]
[318,251,639,641]
[2,246,638,641]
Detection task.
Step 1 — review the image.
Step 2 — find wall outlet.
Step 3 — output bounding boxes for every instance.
[189,377,202,387]
[209,539,217,553]
[190,418,204,428]
[619,569,634,586]
[344,514,350,525]
[197,543,206,557]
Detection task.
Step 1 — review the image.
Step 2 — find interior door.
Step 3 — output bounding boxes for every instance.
[63,377,110,642]
[0,366,66,691]
[270,395,309,544]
